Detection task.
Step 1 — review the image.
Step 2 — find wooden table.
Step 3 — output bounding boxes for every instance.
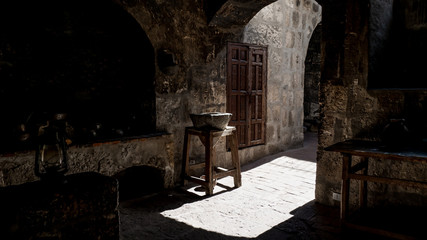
[325,140,427,239]
[182,126,241,195]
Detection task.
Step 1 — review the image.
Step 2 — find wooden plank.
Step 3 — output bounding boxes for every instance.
[325,140,427,163]
[230,129,242,187]
[189,162,205,170]
[214,169,237,179]
[349,159,368,173]
[348,173,427,188]
[205,132,214,195]
[185,175,208,187]
[214,166,229,172]
[341,154,351,221]
[359,157,368,209]
[182,129,191,185]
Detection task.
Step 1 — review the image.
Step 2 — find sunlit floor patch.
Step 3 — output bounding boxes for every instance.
[159,155,316,238]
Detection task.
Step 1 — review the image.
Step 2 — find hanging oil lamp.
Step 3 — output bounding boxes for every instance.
[35,113,69,182]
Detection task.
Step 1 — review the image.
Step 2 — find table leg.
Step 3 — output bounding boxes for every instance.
[205,131,214,195]
[182,128,191,186]
[341,154,352,222]
[229,129,241,187]
[359,157,368,209]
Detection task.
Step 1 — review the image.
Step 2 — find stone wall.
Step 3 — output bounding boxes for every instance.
[316,0,427,207]
[0,0,322,190]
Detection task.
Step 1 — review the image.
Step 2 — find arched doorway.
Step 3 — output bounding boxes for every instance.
[304,24,322,133]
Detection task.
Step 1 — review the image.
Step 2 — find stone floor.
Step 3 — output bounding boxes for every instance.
[118,132,396,240]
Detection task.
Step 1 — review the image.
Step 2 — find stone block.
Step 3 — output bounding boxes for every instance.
[282,52,291,69]
[285,91,294,109]
[293,72,304,89]
[292,11,300,28]
[282,72,293,86]
[312,17,319,29]
[285,32,295,48]
[296,32,303,49]
[266,125,277,142]
[261,3,283,23]
[284,0,296,8]
[312,2,320,12]
[294,90,304,107]
[281,110,289,127]
[269,48,283,66]
[271,105,282,122]
[269,86,281,104]
[322,85,348,113]
[302,13,307,29]
[303,0,312,10]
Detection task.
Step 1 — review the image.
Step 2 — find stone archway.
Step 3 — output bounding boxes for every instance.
[208,0,278,29]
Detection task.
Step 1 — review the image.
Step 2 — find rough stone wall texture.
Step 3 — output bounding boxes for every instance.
[316,0,427,208]
[0,0,322,189]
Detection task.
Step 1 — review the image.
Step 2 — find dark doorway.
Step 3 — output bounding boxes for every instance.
[304,24,322,132]
[0,0,156,152]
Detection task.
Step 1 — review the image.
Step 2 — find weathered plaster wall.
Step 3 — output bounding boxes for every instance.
[316,0,427,207]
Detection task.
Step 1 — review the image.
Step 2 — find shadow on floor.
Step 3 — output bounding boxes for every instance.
[119,189,248,239]
[119,188,401,240]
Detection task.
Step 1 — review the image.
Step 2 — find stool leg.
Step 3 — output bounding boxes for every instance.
[230,129,241,187]
[182,129,191,186]
[205,131,214,195]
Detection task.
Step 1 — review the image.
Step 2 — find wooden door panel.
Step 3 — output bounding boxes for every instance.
[231,64,239,90]
[240,65,247,91]
[238,125,247,147]
[227,43,266,148]
[257,95,263,119]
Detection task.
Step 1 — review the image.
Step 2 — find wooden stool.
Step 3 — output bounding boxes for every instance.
[182,126,241,195]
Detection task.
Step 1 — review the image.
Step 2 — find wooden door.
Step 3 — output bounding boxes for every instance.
[227,43,267,148]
